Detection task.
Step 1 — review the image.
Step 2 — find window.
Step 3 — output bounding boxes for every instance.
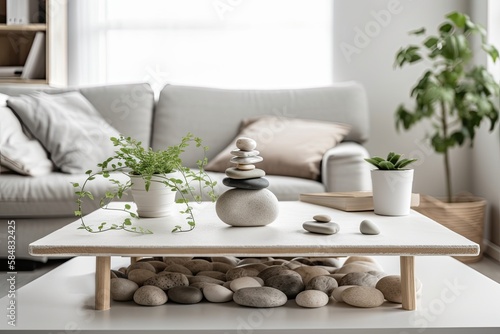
[69,0,333,91]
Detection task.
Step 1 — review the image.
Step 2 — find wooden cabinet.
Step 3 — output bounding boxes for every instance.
[0,0,67,86]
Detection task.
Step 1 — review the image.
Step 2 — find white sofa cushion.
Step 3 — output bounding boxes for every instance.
[0,172,132,218]
[7,91,120,174]
[0,106,53,176]
[153,82,369,168]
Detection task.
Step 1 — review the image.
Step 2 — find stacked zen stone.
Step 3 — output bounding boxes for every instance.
[109,255,422,309]
[222,137,268,190]
[216,137,279,227]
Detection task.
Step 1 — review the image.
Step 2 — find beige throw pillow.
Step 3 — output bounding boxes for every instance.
[205,116,351,180]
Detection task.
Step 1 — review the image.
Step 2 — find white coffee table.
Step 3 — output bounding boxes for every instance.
[29,201,479,311]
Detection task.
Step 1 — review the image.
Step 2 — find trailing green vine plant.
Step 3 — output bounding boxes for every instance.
[72,133,217,234]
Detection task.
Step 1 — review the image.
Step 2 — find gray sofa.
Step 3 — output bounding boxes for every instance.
[0,82,371,262]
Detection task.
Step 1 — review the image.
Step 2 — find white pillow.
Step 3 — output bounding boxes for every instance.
[0,106,54,176]
[0,93,8,107]
[7,91,120,174]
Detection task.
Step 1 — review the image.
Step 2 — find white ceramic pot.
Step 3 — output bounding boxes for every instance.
[129,173,177,218]
[371,169,414,216]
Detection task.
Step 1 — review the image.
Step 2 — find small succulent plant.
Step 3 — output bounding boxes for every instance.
[365,152,417,170]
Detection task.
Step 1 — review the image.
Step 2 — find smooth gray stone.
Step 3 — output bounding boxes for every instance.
[110,278,139,301]
[144,272,189,290]
[222,177,269,190]
[230,156,263,164]
[342,286,385,308]
[203,284,234,303]
[295,290,329,308]
[313,214,331,223]
[264,272,305,299]
[216,189,279,227]
[196,271,227,281]
[305,275,338,294]
[338,272,378,287]
[233,287,287,308]
[167,286,203,304]
[225,167,265,179]
[111,269,127,279]
[236,164,255,171]
[188,275,225,285]
[303,221,340,235]
[184,259,213,274]
[133,286,168,306]
[236,137,257,151]
[231,149,260,157]
[257,266,292,282]
[360,219,381,235]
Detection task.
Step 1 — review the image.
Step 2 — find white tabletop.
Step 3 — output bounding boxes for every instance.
[29,201,479,257]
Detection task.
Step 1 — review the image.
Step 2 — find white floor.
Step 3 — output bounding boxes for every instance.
[1,255,500,333]
[466,255,500,283]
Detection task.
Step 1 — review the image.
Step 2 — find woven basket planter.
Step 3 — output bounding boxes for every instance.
[414,193,486,263]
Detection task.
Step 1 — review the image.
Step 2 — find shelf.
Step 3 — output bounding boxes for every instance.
[0,77,47,84]
[0,24,47,31]
[0,0,67,86]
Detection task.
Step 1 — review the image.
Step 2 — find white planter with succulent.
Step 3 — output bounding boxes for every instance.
[366,152,417,216]
[72,133,217,234]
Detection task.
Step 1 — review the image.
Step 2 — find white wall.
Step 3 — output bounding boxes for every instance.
[470,1,500,252]
[333,0,470,198]
[333,0,500,251]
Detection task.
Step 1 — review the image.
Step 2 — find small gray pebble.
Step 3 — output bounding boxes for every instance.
[360,219,380,235]
[303,221,340,235]
[313,214,331,223]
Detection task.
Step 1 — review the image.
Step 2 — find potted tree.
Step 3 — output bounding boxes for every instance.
[365,152,417,216]
[72,133,217,234]
[394,11,499,261]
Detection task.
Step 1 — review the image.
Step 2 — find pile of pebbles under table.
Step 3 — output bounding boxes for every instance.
[110,256,421,308]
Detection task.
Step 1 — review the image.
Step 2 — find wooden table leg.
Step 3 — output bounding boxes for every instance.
[95,256,111,311]
[400,256,416,310]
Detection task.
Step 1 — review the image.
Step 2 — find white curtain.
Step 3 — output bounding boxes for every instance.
[68,0,333,91]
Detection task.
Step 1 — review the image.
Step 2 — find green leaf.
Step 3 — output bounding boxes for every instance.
[395,159,417,169]
[378,161,395,170]
[483,44,499,62]
[386,152,395,161]
[74,210,82,216]
[423,36,439,49]
[409,27,425,35]
[72,182,80,188]
[125,204,131,210]
[85,170,92,175]
[446,12,467,28]
[439,23,453,35]
[389,154,401,164]
[124,218,132,226]
[450,131,465,146]
[431,133,448,153]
